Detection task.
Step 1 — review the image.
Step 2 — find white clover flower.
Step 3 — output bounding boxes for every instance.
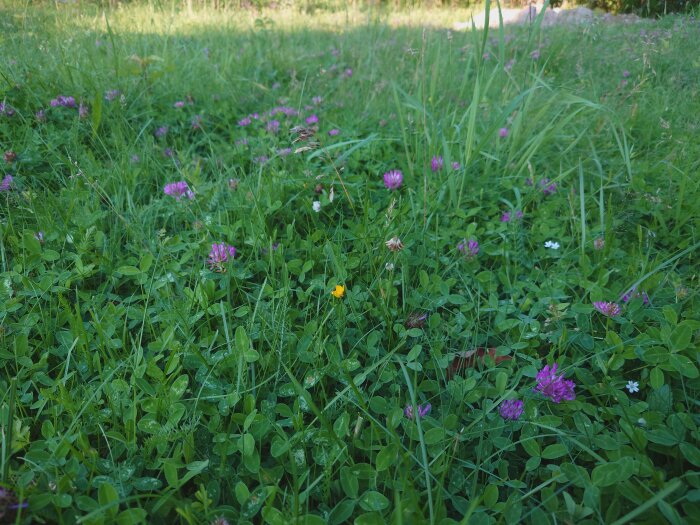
[544,240,560,250]
[385,262,395,271]
[312,201,321,213]
[385,237,404,252]
[626,381,639,394]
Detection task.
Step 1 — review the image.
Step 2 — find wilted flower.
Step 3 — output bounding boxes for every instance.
[383,169,403,190]
[312,201,321,213]
[406,312,428,328]
[208,243,236,272]
[593,237,605,250]
[0,174,13,192]
[499,399,524,420]
[210,518,230,525]
[534,363,576,403]
[499,127,509,138]
[457,238,479,258]
[331,284,345,299]
[79,103,89,119]
[385,262,395,271]
[626,380,639,394]
[34,231,45,244]
[544,240,560,250]
[593,301,621,317]
[35,109,46,122]
[254,155,269,165]
[431,156,444,172]
[0,486,28,517]
[4,151,16,163]
[277,147,292,157]
[228,178,240,190]
[385,236,404,252]
[312,96,323,105]
[191,115,203,129]
[404,403,431,420]
[530,49,541,60]
[163,181,194,200]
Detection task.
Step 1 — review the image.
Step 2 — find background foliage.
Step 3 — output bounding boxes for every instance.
[1,2,699,524]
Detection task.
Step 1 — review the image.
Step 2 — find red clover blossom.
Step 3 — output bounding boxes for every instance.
[534,363,576,403]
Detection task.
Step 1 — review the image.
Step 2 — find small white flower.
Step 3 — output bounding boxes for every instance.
[626,380,639,394]
[312,201,321,213]
[385,262,395,271]
[544,240,560,250]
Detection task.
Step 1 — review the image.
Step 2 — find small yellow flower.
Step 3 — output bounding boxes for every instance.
[331,285,345,299]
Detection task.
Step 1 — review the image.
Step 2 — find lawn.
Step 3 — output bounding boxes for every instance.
[1,2,699,524]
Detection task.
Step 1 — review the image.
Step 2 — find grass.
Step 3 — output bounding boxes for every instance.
[1,2,699,524]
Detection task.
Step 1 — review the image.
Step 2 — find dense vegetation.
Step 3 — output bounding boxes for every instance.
[1,3,699,524]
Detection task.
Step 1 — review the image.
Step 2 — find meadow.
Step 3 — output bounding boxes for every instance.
[1,2,699,524]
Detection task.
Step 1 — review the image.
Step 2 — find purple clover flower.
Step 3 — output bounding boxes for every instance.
[36,109,46,122]
[238,116,251,127]
[499,127,509,138]
[499,399,524,420]
[312,96,323,105]
[0,174,14,192]
[78,103,89,119]
[0,102,15,116]
[539,178,557,196]
[383,169,403,190]
[622,289,649,305]
[501,210,523,223]
[208,243,236,272]
[534,363,576,403]
[451,162,461,170]
[266,119,280,133]
[105,89,121,101]
[50,95,76,108]
[277,147,292,156]
[404,403,431,420]
[431,156,444,172]
[305,114,319,125]
[593,301,621,317]
[328,128,340,136]
[173,101,186,108]
[163,181,194,201]
[155,126,168,138]
[457,238,479,258]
